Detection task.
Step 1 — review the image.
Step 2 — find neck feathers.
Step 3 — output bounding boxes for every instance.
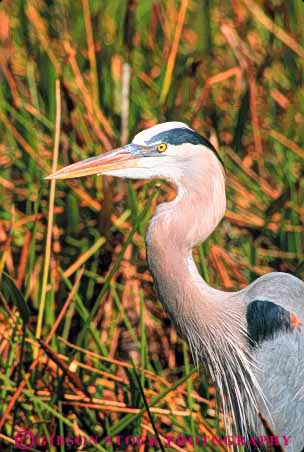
[146,151,226,318]
[149,150,226,249]
[146,150,226,313]
[146,151,262,438]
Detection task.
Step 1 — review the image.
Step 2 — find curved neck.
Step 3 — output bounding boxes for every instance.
[145,157,260,437]
[146,155,226,295]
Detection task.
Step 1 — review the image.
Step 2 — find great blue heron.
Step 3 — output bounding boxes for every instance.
[47,122,304,451]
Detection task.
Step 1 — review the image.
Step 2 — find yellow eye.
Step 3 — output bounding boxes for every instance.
[157,143,167,153]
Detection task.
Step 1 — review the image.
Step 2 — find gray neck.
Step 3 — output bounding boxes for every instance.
[145,157,260,436]
[146,157,227,318]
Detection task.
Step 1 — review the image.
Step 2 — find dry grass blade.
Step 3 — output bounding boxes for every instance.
[26,4,61,75]
[63,41,113,144]
[270,130,304,161]
[63,401,191,417]
[39,340,85,392]
[82,0,100,106]
[160,0,189,103]
[62,237,106,279]
[221,22,263,158]
[241,0,304,59]
[35,79,61,347]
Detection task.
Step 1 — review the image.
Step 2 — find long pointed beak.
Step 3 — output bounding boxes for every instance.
[45,144,144,180]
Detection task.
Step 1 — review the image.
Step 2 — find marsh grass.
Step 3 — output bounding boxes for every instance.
[0,1,303,451]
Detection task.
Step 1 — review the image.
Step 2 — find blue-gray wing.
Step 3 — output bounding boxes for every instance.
[242,272,304,451]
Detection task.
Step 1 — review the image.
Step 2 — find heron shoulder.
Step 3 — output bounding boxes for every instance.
[246,299,301,347]
[243,272,304,316]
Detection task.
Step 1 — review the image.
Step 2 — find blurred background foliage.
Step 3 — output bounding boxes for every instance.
[0,0,303,450]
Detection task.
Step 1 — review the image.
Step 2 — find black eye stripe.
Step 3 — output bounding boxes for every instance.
[146,128,224,169]
[146,128,213,148]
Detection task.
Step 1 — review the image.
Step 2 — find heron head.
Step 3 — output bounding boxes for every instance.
[46,122,222,183]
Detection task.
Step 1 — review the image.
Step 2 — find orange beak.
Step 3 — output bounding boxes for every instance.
[45,144,145,180]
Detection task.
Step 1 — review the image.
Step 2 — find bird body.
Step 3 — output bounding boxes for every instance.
[243,272,304,449]
[48,121,304,451]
